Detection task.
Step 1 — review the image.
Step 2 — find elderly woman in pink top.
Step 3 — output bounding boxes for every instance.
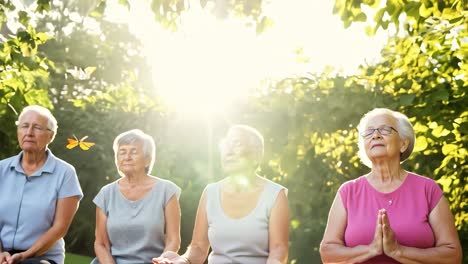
[320,108,462,263]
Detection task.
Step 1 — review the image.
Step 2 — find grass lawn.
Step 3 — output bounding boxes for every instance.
[65,253,93,264]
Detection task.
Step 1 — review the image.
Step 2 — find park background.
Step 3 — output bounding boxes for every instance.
[0,0,466,263]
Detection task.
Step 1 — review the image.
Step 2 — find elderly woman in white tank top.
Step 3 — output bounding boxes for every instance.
[153,125,290,264]
[91,129,182,264]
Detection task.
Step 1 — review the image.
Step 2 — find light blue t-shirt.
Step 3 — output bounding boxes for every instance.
[93,177,181,264]
[206,178,286,264]
[0,150,84,264]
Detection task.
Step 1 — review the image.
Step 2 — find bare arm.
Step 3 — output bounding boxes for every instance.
[155,191,211,264]
[181,191,211,263]
[267,190,289,264]
[94,207,116,264]
[387,196,462,264]
[319,193,382,264]
[163,195,181,253]
[17,196,80,260]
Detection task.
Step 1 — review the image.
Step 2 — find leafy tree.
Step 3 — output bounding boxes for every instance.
[1,0,466,263]
[0,0,53,158]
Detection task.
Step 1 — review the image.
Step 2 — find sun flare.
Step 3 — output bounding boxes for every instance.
[105,0,387,116]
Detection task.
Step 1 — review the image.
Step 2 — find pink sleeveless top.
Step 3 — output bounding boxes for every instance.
[339,172,443,263]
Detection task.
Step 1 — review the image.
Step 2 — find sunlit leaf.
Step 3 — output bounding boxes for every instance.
[431,125,451,138]
[256,16,274,34]
[18,11,30,26]
[442,144,458,155]
[84,66,96,76]
[36,0,51,13]
[90,1,106,18]
[118,0,130,8]
[291,219,300,230]
[414,136,428,152]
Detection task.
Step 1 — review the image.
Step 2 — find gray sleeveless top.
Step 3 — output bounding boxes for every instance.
[93,177,181,264]
[205,178,286,264]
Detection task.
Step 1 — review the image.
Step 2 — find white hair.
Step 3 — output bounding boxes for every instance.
[113,129,156,174]
[16,105,58,142]
[228,124,265,163]
[357,108,415,168]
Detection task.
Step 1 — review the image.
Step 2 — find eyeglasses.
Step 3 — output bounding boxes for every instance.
[17,123,51,133]
[220,138,250,153]
[117,150,143,159]
[360,125,398,138]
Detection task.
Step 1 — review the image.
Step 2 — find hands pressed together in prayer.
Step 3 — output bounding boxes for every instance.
[369,209,401,259]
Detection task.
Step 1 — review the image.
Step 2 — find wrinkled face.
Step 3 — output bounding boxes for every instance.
[116,142,150,176]
[363,114,407,163]
[17,111,53,153]
[220,129,258,175]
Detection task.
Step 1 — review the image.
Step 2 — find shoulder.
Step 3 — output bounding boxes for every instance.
[259,178,287,206]
[0,154,20,168]
[155,177,180,189]
[205,179,223,191]
[202,179,225,199]
[405,172,443,209]
[52,155,75,169]
[405,172,442,192]
[94,181,118,201]
[339,175,367,191]
[154,177,182,198]
[0,155,16,163]
[47,151,77,174]
[262,177,287,194]
[337,175,369,202]
[406,172,438,184]
[98,180,118,193]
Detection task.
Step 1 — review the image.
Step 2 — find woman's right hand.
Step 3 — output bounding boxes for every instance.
[368,209,384,257]
[0,252,11,264]
[152,251,188,264]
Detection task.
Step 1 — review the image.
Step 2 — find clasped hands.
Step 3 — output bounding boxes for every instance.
[369,209,402,260]
[0,252,25,264]
[152,251,187,264]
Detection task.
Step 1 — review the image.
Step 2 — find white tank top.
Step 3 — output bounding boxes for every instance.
[205,178,286,264]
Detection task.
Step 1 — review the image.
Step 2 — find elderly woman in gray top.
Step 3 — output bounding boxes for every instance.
[91,129,181,264]
[153,125,290,264]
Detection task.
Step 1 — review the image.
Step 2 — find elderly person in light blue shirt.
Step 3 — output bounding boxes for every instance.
[0,105,83,264]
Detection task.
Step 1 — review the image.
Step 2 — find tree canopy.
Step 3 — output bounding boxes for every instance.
[0,0,466,262]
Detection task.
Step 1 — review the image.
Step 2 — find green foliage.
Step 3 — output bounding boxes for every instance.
[150,0,268,32]
[0,12,52,159]
[1,0,467,263]
[334,0,466,35]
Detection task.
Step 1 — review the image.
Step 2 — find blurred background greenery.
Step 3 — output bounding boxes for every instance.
[0,0,466,263]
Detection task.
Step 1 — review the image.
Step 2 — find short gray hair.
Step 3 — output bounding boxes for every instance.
[16,105,58,142]
[228,124,265,163]
[113,129,156,174]
[357,108,415,168]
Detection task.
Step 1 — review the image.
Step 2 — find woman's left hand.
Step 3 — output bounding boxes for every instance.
[380,210,402,258]
[6,252,25,264]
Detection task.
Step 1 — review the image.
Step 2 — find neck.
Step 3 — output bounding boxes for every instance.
[21,150,48,167]
[122,173,148,185]
[370,165,404,183]
[226,172,260,192]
